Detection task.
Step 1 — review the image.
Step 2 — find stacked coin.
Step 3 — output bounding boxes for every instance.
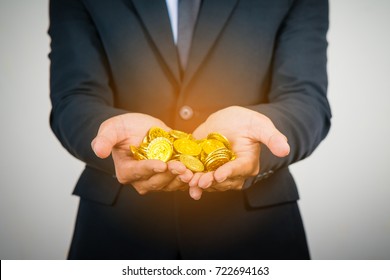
[130,127,236,172]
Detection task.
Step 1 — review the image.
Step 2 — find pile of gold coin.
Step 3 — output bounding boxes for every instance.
[130,127,236,172]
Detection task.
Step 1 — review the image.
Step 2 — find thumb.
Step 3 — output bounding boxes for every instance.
[91,120,120,159]
[254,115,290,158]
[267,133,290,157]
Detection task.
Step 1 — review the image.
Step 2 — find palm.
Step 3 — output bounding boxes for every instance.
[195,118,261,166]
[112,113,170,148]
[193,107,262,181]
[188,106,289,199]
[92,113,193,194]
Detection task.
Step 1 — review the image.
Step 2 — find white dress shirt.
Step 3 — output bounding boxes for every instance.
[165,0,178,44]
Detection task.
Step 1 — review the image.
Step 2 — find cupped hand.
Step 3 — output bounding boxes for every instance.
[91,113,192,195]
[188,106,290,200]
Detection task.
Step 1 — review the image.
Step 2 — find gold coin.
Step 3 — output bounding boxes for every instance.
[146,137,173,162]
[207,132,232,149]
[129,127,236,170]
[129,145,138,156]
[134,151,148,160]
[202,139,225,154]
[205,158,229,171]
[170,153,181,161]
[138,143,149,156]
[173,138,202,156]
[204,147,232,171]
[142,135,149,144]
[148,127,171,141]
[179,154,204,172]
[169,129,189,139]
[200,150,207,162]
[210,148,233,161]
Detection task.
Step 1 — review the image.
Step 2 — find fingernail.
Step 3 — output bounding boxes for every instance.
[91,139,96,151]
[153,168,165,173]
[200,181,212,189]
[190,189,201,200]
[179,176,190,183]
[216,176,227,183]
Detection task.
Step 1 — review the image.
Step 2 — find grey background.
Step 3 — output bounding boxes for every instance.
[1,0,389,259]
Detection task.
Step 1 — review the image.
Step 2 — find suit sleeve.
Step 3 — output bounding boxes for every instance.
[247,0,331,175]
[48,0,127,175]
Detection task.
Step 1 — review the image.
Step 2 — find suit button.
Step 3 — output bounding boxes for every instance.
[179,105,194,120]
[253,170,274,184]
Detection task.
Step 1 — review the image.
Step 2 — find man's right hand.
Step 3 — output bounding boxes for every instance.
[91,113,193,195]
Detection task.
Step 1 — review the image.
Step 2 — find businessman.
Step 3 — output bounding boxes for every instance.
[49,0,331,259]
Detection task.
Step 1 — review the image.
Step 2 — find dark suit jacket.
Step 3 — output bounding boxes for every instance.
[49,0,330,211]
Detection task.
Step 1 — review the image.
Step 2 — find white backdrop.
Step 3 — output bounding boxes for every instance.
[1,0,389,259]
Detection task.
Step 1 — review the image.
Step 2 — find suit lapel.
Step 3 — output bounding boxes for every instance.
[131,0,239,88]
[182,0,239,89]
[132,0,181,83]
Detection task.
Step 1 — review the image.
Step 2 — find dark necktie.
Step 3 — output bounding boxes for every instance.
[177,0,201,71]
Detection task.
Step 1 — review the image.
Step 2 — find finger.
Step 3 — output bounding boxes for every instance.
[116,159,167,183]
[91,119,120,159]
[206,177,245,192]
[177,169,193,184]
[254,115,290,157]
[167,160,187,175]
[163,167,193,192]
[268,133,290,157]
[189,172,203,188]
[92,135,117,159]
[213,157,257,183]
[198,172,214,189]
[133,169,175,192]
[167,160,193,184]
[189,186,203,200]
[163,176,188,192]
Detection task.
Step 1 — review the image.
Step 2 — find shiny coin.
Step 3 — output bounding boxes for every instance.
[169,129,189,139]
[204,147,232,171]
[130,127,236,170]
[206,147,233,160]
[142,135,149,144]
[207,132,232,149]
[148,127,171,141]
[146,137,173,162]
[170,153,181,161]
[179,154,204,172]
[129,145,138,156]
[134,151,148,160]
[138,143,149,157]
[205,158,230,171]
[173,138,202,156]
[202,139,226,155]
